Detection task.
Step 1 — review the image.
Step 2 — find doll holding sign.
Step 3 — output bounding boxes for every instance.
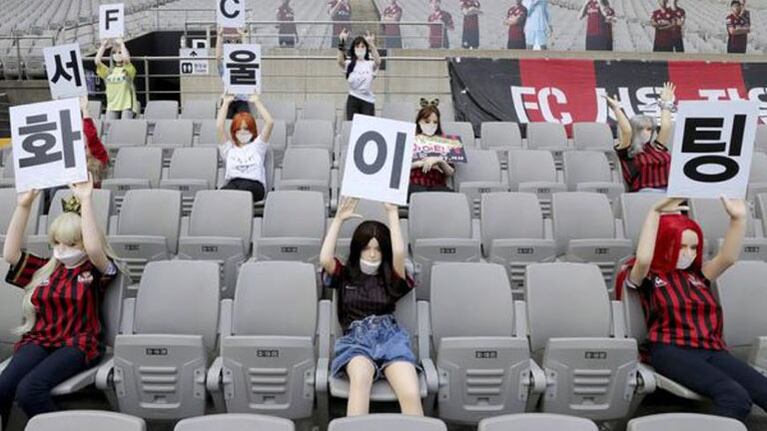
[409,100,455,197]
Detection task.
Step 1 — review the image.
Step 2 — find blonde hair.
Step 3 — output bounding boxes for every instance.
[15,212,122,335]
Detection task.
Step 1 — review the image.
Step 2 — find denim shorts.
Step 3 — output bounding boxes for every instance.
[331,314,418,380]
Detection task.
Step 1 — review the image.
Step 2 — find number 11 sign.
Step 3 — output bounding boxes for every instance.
[340,114,415,206]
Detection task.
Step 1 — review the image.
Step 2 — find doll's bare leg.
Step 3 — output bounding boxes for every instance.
[384,361,424,416]
[345,356,376,416]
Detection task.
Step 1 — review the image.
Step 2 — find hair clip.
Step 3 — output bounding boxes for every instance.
[61,195,82,216]
[419,98,441,108]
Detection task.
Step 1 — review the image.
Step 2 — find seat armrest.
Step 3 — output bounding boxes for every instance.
[527,358,547,393]
[251,218,263,243]
[637,363,657,394]
[315,357,330,395]
[120,298,136,334]
[206,356,223,393]
[420,357,439,394]
[514,300,528,337]
[219,299,233,338]
[611,300,626,338]
[95,358,115,390]
[318,300,332,360]
[51,366,99,395]
[417,300,432,361]
[109,215,119,235]
[37,215,48,234]
[0,357,9,375]
[180,216,190,236]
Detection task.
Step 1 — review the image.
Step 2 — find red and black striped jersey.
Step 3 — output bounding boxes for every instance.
[615,141,671,192]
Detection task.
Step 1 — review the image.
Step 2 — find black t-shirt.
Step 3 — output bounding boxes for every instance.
[324,258,413,330]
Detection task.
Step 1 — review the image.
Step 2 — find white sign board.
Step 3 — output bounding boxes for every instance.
[667,100,760,199]
[10,98,88,193]
[217,0,246,28]
[341,115,415,206]
[223,44,261,94]
[99,3,125,39]
[179,48,210,76]
[43,44,88,100]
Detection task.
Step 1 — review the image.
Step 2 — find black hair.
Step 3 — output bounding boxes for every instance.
[345,220,394,283]
[346,36,371,79]
[731,0,741,5]
[415,104,444,136]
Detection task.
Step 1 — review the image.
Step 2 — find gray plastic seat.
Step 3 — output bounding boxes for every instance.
[573,122,615,153]
[252,191,326,264]
[526,262,651,421]
[408,192,481,300]
[292,119,335,155]
[690,198,765,260]
[442,121,476,148]
[480,192,556,296]
[552,192,632,292]
[87,100,103,118]
[755,124,767,153]
[25,411,146,431]
[177,190,253,298]
[276,148,331,202]
[104,119,148,151]
[180,99,216,121]
[257,119,287,166]
[626,413,746,431]
[430,263,541,424]
[563,151,624,207]
[480,122,523,168]
[620,193,665,245]
[0,261,22,360]
[107,190,181,284]
[101,147,163,210]
[508,150,567,217]
[526,122,569,163]
[454,149,507,217]
[263,100,297,134]
[97,260,220,420]
[144,100,179,120]
[747,152,767,200]
[196,120,219,146]
[207,262,319,419]
[150,119,194,166]
[174,414,295,431]
[0,188,41,252]
[159,147,219,215]
[478,413,599,431]
[328,414,447,431]
[381,101,416,122]
[300,100,336,125]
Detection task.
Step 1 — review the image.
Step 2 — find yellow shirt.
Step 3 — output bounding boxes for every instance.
[97,63,137,112]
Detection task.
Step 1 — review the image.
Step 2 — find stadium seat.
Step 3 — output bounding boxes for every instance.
[478,413,599,431]
[620,192,665,245]
[479,122,523,167]
[97,260,220,420]
[257,119,287,166]
[480,192,556,296]
[25,189,112,258]
[206,262,319,419]
[149,119,195,165]
[104,120,148,151]
[430,263,542,424]
[552,192,632,291]
[107,189,181,284]
[101,147,163,211]
[453,149,507,217]
[159,147,219,215]
[25,411,146,431]
[300,100,336,125]
[174,414,295,431]
[626,413,746,431]
[689,198,767,261]
[336,121,353,160]
[334,199,408,259]
[292,119,335,155]
[263,100,297,135]
[0,261,23,360]
[381,101,416,122]
[526,262,653,421]
[180,99,216,121]
[328,414,447,431]
[408,192,481,300]
[177,190,254,298]
[572,122,616,154]
[747,152,767,200]
[442,121,476,148]
[196,119,220,147]
[275,147,332,202]
[252,190,326,264]
[508,150,567,217]
[0,187,42,252]
[755,124,767,154]
[563,151,624,206]
[143,100,179,120]
[87,100,103,119]
[525,122,569,163]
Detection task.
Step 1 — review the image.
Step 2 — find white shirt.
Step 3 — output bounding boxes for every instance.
[219,136,268,184]
[344,59,377,104]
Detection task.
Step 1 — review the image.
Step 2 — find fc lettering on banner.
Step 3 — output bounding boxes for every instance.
[667,101,760,199]
[10,98,88,193]
[43,44,88,100]
[223,44,261,94]
[340,114,415,206]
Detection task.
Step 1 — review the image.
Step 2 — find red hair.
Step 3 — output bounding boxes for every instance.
[230,112,258,146]
[615,213,704,299]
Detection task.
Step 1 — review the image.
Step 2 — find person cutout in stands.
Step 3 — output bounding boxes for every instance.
[216,26,251,119]
[524,0,552,50]
[506,0,528,49]
[726,0,750,54]
[217,93,273,202]
[580,0,615,50]
[95,38,139,120]
[460,0,482,49]
[0,178,121,427]
[320,197,424,417]
[337,30,381,121]
[382,0,403,49]
[605,82,675,193]
[276,0,299,48]
[409,99,455,197]
[616,197,767,422]
[669,0,685,52]
[328,0,352,48]
[651,0,674,52]
[428,0,455,49]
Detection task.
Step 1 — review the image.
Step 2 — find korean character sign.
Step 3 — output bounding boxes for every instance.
[43,44,88,100]
[667,100,760,199]
[341,114,415,206]
[223,44,261,95]
[217,0,246,28]
[99,3,125,40]
[10,98,88,193]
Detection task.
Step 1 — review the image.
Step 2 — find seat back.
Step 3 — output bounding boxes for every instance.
[0,261,23,359]
[262,191,325,238]
[257,119,287,155]
[480,192,545,253]
[0,188,41,239]
[442,121,476,147]
[454,149,502,185]
[627,413,746,431]
[180,100,216,120]
[197,119,218,146]
[408,192,472,244]
[280,148,331,186]
[151,119,194,147]
[328,414,447,431]
[750,152,767,183]
[292,119,334,152]
[167,147,218,187]
[689,198,756,256]
[756,124,767,153]
[47,188,111,234]
[718,261,767,360]
[264,100,297,127]
[551,192,616,254]
[117,189,181,252]
[508,150,558,188]
[111,147,163,187]
[526,122,568,150]
[480,122,522,151]
[479,413,599,431]
[563,151,613,189]
[188,190,253,249]
[144,100,179,120]
[381,102,416,122]
[300,100,336,123]
[620,192,665,244]
[25,411,146,431]
[572,122,614,152]
[105,120,148,147]
[174,414,295,431]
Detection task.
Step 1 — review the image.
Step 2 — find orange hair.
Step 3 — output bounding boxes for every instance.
[230,112,258,146]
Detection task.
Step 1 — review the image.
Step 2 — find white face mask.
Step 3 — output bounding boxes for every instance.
[354,48,367,58]
[676,253,696,270]
[420,122,438,136]
[112,53,123,64]
[640,130,652,144]
[54,245,87,268]
[359,258,381,275]
[236,131,253,144]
